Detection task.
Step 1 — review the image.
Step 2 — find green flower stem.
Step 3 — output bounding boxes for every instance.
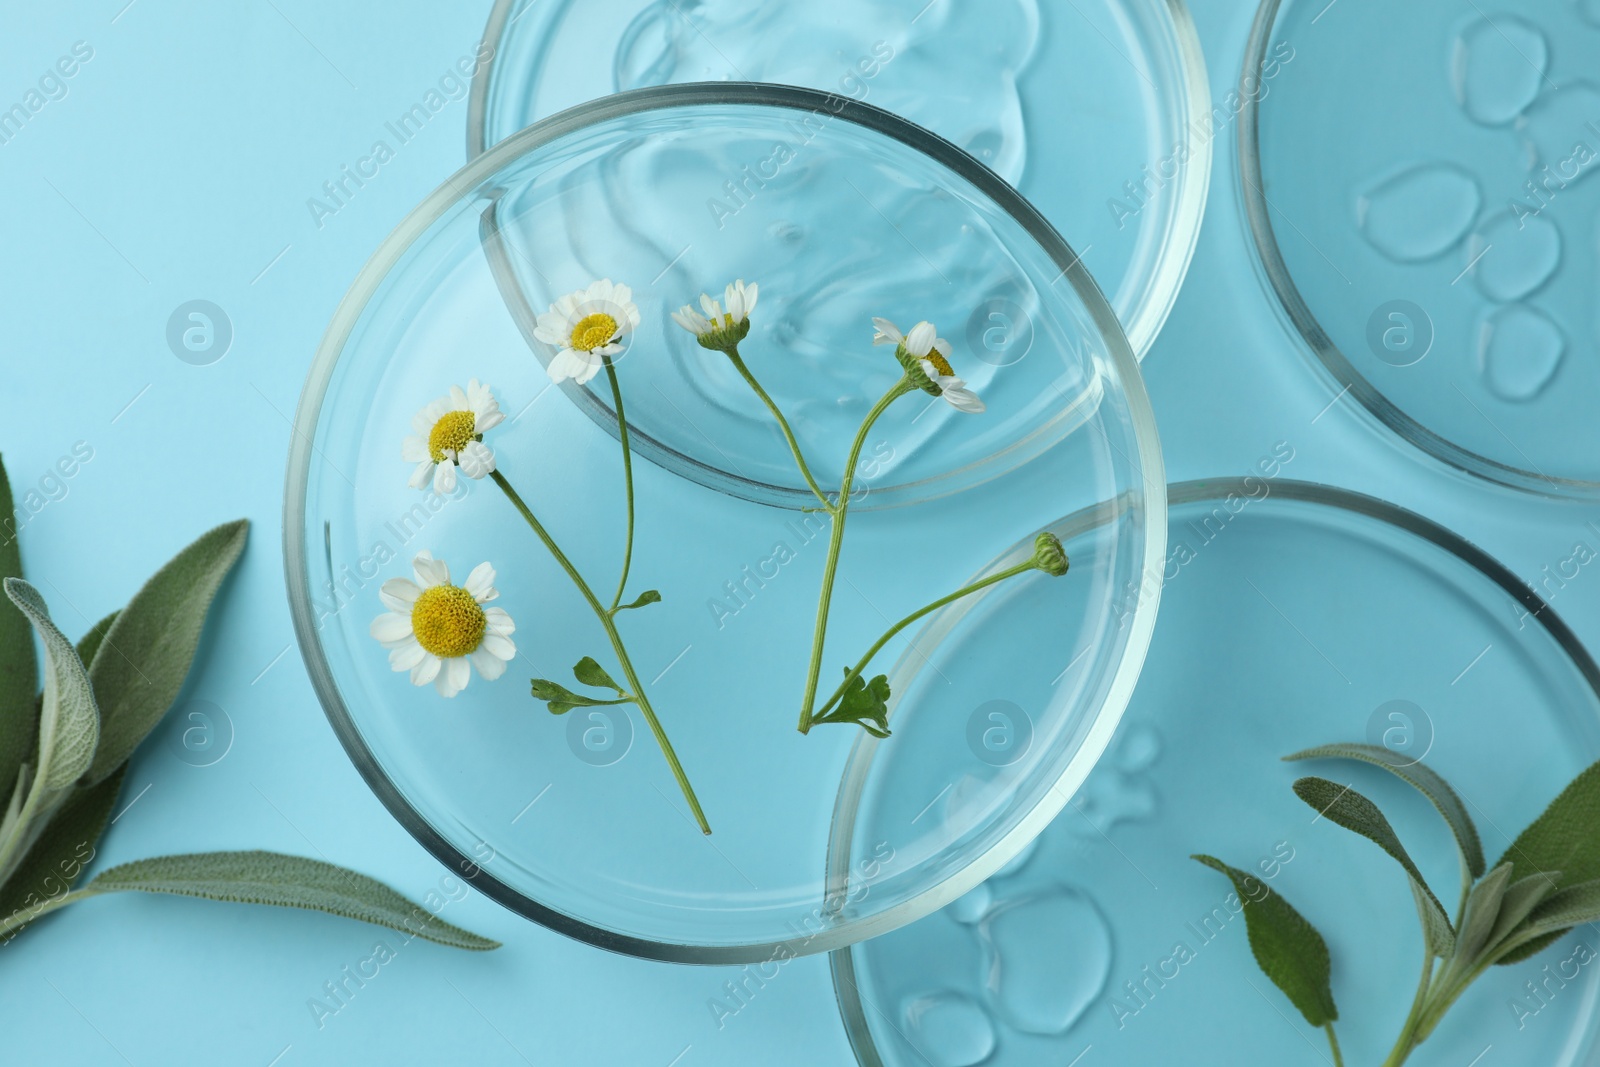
[796,376,917,734]
[1324,1023,1345,1067]
[814,557,1041,722]
[1378,952,1437,1067]
[601,356,636,612]
[489,469,711,835]
[725,346,833,510]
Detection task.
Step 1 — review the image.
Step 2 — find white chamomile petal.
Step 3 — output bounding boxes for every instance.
[433,461,457,495]
[408,460,434,490]
[436,656,472,697]
[379,578,422,613]
[872,317,903,346]
[464,562,497,600]
[369,612,413,644]
[389,639,428,671]
[412,551,449,588]
[401,436,429,463]
[411,653,442,686]
[457,439,496,480]
[485,606,516,635]
[481,631,516,660]
[471,647,509,681]
[905,321,937,358]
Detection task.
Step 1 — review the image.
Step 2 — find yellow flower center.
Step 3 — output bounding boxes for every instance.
[427,410,477,463]
[570,312,619,352]
[410,584,487,658]
[925,352,955,377]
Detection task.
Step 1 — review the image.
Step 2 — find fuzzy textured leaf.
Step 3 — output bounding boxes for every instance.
[1492,879,1600,964]
[1454,862,1513,966]
[76,611,119,672]
[0,457,36,809]
[0,766,125,928]
[1495,758,1600,892]
[1285,743,1484,879]
[85,520,248,784]
[1294,776,1454,957]
[571,657,623,695]
[1193,854,1338,1027]
[1485,871,1561,962]
[4,580,98,792]
[83,851,499,950]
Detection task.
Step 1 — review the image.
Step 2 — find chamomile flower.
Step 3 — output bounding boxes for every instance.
[871,317,986,413]
[672,279,759,352]
[533,279,641,385]
[369,551,516,699]
[402,380,504,494]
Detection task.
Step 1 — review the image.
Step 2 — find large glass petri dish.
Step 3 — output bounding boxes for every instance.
[1242,0,1600,497]
[467,0,1213,365]
[285,84,1166,963]
[834,478,1600,1063]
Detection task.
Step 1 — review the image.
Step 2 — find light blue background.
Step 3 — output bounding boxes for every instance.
[2,1,1598,1064]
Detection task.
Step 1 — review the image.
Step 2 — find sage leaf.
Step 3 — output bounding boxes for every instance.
[1485,871,1561,955]
[1293,776,1454,957]
[571,657,624,695]
[1453,862,1513,967]
[1285,743,1484,880]
[615,590,662,612]
[79,851,499,950]
[75,611,119,672]
[85,520,248,784]
[1192,854,1338,1027]
[3,581,97,794]
[0,766,125,928]
[1495,758,1600,891]
[1491,878,1600,964]
[0,456,37,810]
[814,671,891,737]
[530,678,627,716]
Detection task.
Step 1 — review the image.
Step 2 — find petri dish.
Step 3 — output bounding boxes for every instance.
[467,0,1213,364]
[285,84,1166,962]
[833,478,1600,1063]
[1242,0,1600,497]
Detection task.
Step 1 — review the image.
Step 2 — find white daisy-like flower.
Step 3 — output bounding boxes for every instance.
[871,317,986,413]
[369,551,517,699]
[533,279,642,385]
[402,379,504,494]
[672,278,759,351]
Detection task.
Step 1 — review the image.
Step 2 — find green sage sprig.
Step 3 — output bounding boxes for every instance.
[1194,741,1600,1066]
[0,455,497,951]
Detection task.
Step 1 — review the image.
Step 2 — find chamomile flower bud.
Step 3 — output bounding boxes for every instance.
[673,279,759,353]
[1032,532,1070,578]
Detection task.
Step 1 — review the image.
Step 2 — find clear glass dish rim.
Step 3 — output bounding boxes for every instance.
[1237,0,1600,500]
[284,81,1169,965]
[463,0,1216,364]
[829,474,1600,1064]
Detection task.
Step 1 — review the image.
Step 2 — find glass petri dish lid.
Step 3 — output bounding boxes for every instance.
[286,84,1166,962]
[467,0,1213,365]
[833,478,1600,1064]
[1242,0,1600,497]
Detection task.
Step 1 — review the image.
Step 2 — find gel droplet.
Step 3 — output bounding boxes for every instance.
[1358,164,1482,262]
[1468,212,1562,301]
[947,883,994,925]
[979,887,1111,1035]
[902,991,997,1067]
[993,834,1041,879]
[1451,16,1548,125]
[1115,723,1162,772]
[1518,83,1600,187]
[1070,770,1158,836]
[1479,305,1565,401]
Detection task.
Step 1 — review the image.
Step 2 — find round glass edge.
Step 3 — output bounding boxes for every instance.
[464,0,1217,362]
[285,81,1170,965]
[829,474,1600,1065]
[1236,0,1600,501]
